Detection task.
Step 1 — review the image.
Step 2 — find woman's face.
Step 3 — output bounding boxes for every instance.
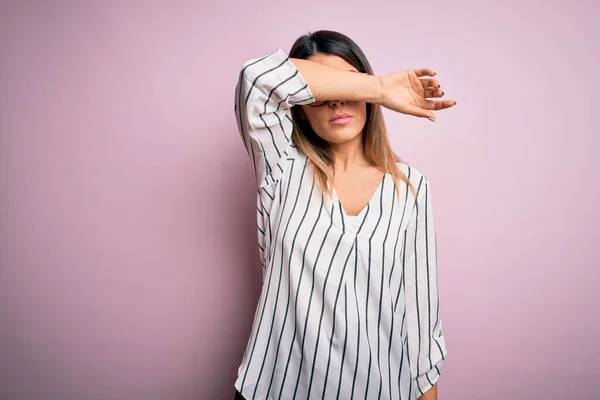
[299,53,367,145]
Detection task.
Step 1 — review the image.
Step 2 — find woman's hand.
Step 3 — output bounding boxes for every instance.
[378,69,456,122]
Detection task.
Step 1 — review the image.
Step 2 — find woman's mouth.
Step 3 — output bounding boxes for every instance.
[329,114,353,125]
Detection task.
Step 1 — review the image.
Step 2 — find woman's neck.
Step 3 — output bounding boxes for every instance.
[329,136,369,173]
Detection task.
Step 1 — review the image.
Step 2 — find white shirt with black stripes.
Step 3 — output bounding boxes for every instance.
[233,48,447,400]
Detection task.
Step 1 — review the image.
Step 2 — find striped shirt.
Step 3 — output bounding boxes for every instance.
[233,48,447,400]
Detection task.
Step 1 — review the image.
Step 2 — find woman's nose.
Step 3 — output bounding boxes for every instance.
[329,99,346,107]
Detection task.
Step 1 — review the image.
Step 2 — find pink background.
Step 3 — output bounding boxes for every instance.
[1,1,598,399]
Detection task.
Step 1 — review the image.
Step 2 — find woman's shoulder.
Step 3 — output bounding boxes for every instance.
[395,161,430,186]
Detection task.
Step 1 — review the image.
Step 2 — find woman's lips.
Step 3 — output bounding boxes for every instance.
[329,116,353,125]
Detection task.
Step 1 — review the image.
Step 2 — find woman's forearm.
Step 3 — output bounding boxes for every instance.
[418,383,438,400]
[289,58,382,105]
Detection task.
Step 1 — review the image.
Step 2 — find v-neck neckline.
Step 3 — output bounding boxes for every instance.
[331,173,388,232]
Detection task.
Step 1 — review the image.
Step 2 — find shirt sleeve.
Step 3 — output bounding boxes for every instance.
[234,48,315,187]
[403,176,448,397]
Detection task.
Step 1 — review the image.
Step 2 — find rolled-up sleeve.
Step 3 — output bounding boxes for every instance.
[234,48,314,187]
[403,176,447,397]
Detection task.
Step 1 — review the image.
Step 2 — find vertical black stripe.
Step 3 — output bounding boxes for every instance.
[389,167,411,294]
[334,284,349,399]
[273,111,289,142]
[278,168,284,204]
[338,200,346,233]
[235,54,273,183]
[387,300,396,399]
[434,231,444,357]
[363,178,386,400]
[349,233,361,399]
[357,203,370,232]
[395,231,408,312]
[397,312,407,390]
[405,336,412,398]
[379,183,396,400]
[257,179,274,254]
[424,182,434,376]
[413,178,424,395]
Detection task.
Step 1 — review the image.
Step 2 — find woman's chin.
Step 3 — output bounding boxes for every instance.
[322,131,362,145]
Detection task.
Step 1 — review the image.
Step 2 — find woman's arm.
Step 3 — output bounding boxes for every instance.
[289,57,382,104]
[235,49,315,187]
[419,383,438,400]
[290,58,456,121]
[235,49,456,188]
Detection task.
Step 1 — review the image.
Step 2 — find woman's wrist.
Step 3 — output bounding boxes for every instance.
[374,75,384,106]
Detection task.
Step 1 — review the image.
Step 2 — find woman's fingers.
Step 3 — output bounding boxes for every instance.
[424,88,444,98]
[400,103,435,120]
[413,68,436,78]
[419,98,457,110]
[420,78,440,89]
[437,99,457,109]
[400,100,457,122]
[402,70,457,120]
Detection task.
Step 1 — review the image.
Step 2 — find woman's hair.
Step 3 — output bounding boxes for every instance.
[289,29,416,198]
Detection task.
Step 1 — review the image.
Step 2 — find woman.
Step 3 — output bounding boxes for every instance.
[232,30,455,400]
